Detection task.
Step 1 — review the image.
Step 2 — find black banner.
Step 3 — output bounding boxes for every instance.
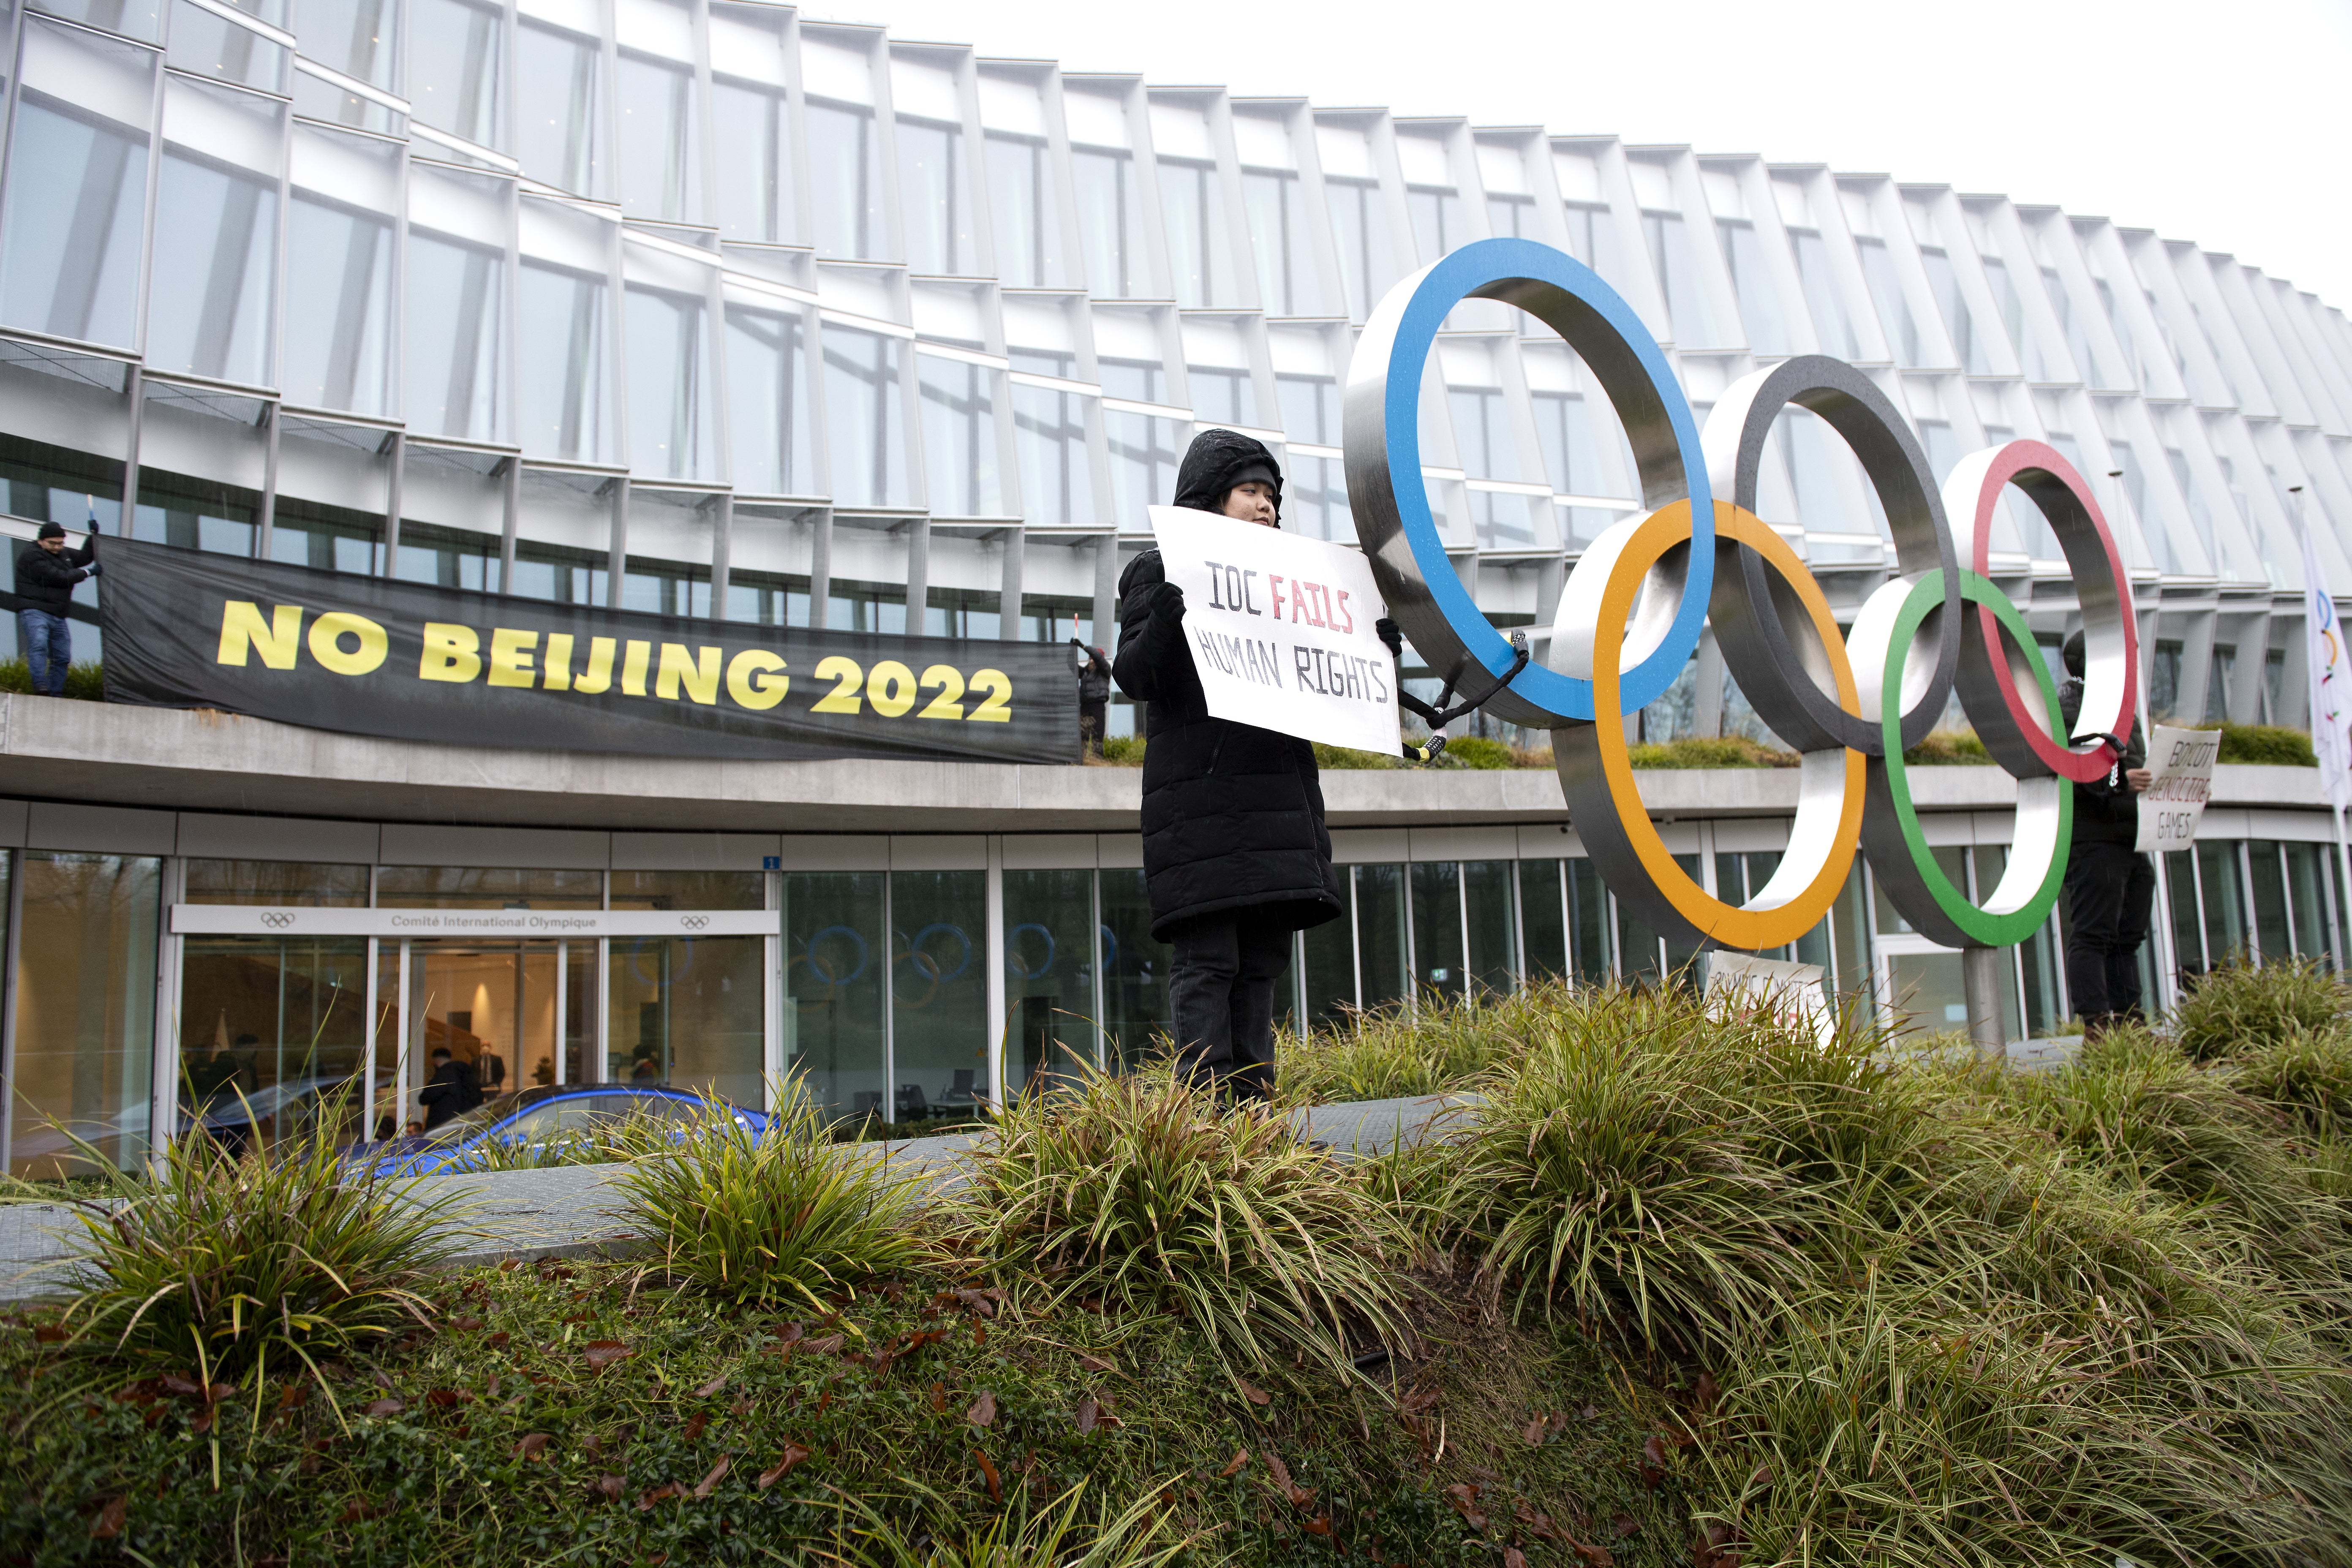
[98,536,1080,764]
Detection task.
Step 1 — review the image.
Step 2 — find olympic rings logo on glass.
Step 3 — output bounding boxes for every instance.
[1344,237,2138,954]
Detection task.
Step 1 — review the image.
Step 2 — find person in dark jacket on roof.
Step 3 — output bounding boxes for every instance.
[1113,428,1399,1102]
[1071,637,1112,757]
[13,521,98,696]
[2058,629,2153,1035]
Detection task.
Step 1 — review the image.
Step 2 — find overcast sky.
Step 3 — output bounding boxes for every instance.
[806,0,2352,312]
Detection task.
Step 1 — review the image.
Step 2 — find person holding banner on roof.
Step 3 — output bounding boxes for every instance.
[2058,629,2154,1037]
[1113,429,1403,1103]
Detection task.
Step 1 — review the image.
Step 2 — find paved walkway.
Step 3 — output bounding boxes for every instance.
[0,1094,1481,1304]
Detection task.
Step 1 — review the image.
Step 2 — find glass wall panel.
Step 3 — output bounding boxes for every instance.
[284,125,398,416]
[1561,202,1633,302]
[31,0,161,41]
[918,353,1003,516]
[1099,866,1171,1068]
[1564,858,1611,983]
[807,99,886,260]
[2248,840,2291,963]
[1159,158,1232,308]
[1106,411,1181,532]
[1516,859,1567,981]
[518,199,615,464]
[1242,167,1326,316]
[1968,845,2028,1039]
[1300,891,1353,1027]
[1406,181,1464,264]
[2197,840,2247,966]
[608,934,762,1105]
[2164,848,2203,979]
[2283,842,2339,966]
[1789,229,1857,359]
[8,852,161,1179]
[1354,863,1408,1011]
[1920,248,1987,374]
[1013,384,1095,528]
[618,50,700,223]
[889,871,987,1120]
[784,870,884,1117]
[1465,859,1516,994]
[376,866,602,907]
[517,19,605,199]
[185,859,370,905]
[1716,218,1791,356]
[714,78,791,243]
[1326,176,1396,325]
[408,0,502,147]
[625,282,717,480]
[725,301,815,495]
[406,169,509,443]
[1887,951,1967,1037]
[1073,144,1146,298]
[985,130,1067,289]
[178,937,368,1154]
[608,870,765,910]
[1187,362,1254,427]
[168,0,286,92]
[131,466,256,556]
[898,116,976,275]
[1853,236,1921,366]
[1002,868,1094,1098]
[146,77,280,386]
[821,323,909,507]
[303,0,398,89]
[1410,860,1463,1000]
[1642,210,1723,348]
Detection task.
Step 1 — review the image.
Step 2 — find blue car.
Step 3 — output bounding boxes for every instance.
[351,1084,766,1176]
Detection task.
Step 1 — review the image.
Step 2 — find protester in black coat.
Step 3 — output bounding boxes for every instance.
[418,1047,482,1130]
[1113,428,1347,1101]
[2057,630,2154,1033]
[12,521,96,697]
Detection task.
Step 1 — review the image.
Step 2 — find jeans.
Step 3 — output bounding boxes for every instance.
[1166,909,1292,1102]
[17,608,68,695]
[2064,839,2155,1024]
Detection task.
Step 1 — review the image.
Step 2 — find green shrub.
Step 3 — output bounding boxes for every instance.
[1433,735,1513,769]
[1625,734,1799,769]
[2204,721,2319,766]
[816,1478,1205,1568]
[2172,955,2351,1060]
[1277,979,1562,1104]
[51,1094,449,1394]
[962,1067,1407,1382]
[1096,733,1146,765]
[1310,739,1398,770]
[1901,727,1992,765]
[0,655,103,700]
[617,1077,927,1309]
[2234,1024,2352,1141]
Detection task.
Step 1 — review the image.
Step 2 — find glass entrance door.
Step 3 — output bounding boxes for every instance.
[368,940,593,1140]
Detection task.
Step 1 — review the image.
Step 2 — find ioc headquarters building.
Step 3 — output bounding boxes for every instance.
[0,0,2348,1177]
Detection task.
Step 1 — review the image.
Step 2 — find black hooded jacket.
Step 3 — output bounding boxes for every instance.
[1113,430,1344,940]
[13,536,94,615]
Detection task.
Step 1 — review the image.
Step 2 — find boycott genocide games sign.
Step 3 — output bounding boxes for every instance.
[1148,505,1400,754]
[2136,724,2219,855]
[98,535,1078,764]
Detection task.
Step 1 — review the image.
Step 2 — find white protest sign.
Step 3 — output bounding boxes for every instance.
[1148,504,1400,754]
[2135,724,2218,854]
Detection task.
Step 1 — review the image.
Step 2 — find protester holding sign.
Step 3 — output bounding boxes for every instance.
[2058,630,2155,1035]
[1113,429,1377,1102]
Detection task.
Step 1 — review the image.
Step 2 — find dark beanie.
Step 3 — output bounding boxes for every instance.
[36,521,65,539]
[2062,630,2085,678]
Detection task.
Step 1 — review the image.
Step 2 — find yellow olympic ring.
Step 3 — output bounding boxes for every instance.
[1560,500,1866,951]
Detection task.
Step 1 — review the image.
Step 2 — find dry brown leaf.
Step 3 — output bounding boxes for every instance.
[582,1340,632,1370]
[637,1481,685,1511]
[1523,1415,1548,1446]
[756,1442,812,1490]
[1218,1448,1250,1478]
[682,1412,708,1442]
[929,1381,947,1413]
[363,1397,404,1418]
[1074,1396,1099,1434]
[1076,1352,1117,1374]
[692,1375,727,1399]
[512,1433,551,1461]
[692,1455,730,1499]
[973,1449,1002,1503]
[87,1496,125,1539]
[1236,1378,1271,1407]
[966,1390,997,1427]
[591,1474,626,1501]
[1503,1549,1527,1568]
[1612,1512,1639,1538]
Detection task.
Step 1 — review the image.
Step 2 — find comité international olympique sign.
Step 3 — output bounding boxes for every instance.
[1348,237,2137,956]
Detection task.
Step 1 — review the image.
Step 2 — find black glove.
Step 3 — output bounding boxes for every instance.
[82,561,101,578]
[1375,616,1403,660]
[1153,581,1186,622]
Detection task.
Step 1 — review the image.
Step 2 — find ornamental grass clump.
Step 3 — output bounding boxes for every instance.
[617,1076,926,1309]
[817,1478,1207,1568]
[963,1065,1409,1381]
[2172,953,2351,1060]
[1275,978,1568,1105]
[2235,1022,2352,1140]
[50,1093,450,1395]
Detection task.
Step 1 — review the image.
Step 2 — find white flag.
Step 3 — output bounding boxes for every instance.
[2303,523,2352,809]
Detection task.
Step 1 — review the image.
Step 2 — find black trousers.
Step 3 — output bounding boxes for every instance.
[1167,909,1291,1102]
[2065,839,2155,1022]
[1078,699,1107,756]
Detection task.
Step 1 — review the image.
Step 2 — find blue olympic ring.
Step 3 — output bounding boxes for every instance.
[803,924,869,987]
[1356,236,1713,719]
[1097,924,1118,971]
[900,922,972,985]
[1005,922,1056,981]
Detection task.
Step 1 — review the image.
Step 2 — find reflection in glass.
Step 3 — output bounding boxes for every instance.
[1465,860,1516,994]
[167,0,286,92]
[807,99,886,260]
[714,80,791,243]
[1518,860,1567,980]
[898,117,976,275]
[1887,951,1968,1037]
[619,53,700,223]
[406,229,506,442]
[822,324,908,507]
[785,871,884,1117]
[891,871,988,1120]
[7,852,161,1178]
[1451,384,1533,547]
[518,260,611,463]
[1073,145,1146,297]
[918,354,1003,516]
[1922,248,1987,373]
[408,0,503,147]
[1854,236,1921,366]
[610,935,764,1106]
[517,21,605,198]
[1562,201,1634,302]
[1243,168,1325,316]
[1013,384,1094,528]
[2197,840,2248,966]
[1717,218,1791,355]
[986,131,1067,289]
[1004,868,1098,1094]
[1790,229,1858,359]
[1326,177,1397,324]
[0,25,152,348]
[726,304,815,495]
[301,0,397,86]
[1106,411,1181,531]
[1187,364,1254,428]
[1159,159,1230,308]
[1407,183,1464,264]
[27,0,162,41]
[1300,890,1353,1026]
[1355,863,1408,1010]
[185,859,370,906]
[1642,210,1722,348]
[283,195,393,414]
[1565,858,1611,983]
[626,285,716,480]
[178,938,368,1154]
[1410,861,1463,999]
[148,88,280,386]
[1099,868,1171,1069]
[2282,842,2340,966]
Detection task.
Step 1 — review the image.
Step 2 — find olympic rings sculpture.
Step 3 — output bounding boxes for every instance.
[1346,237,2138,953]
